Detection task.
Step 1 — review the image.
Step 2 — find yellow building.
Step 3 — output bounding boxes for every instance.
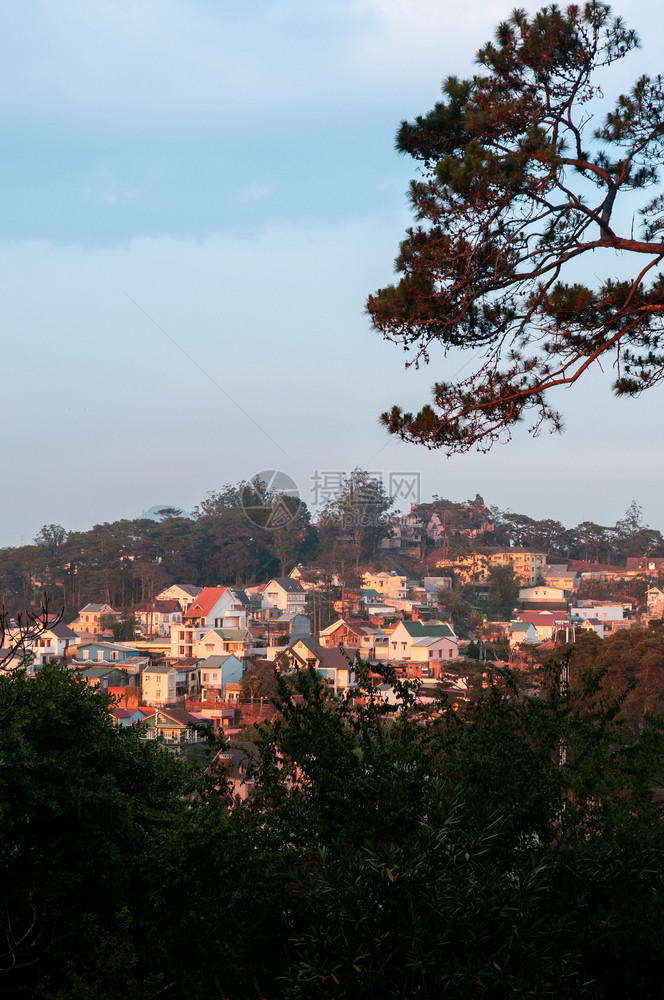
[433,549,545,586]
[361,572,407,599]
[488,549,546,586]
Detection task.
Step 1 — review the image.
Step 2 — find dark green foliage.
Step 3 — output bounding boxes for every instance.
[5,648,664,997]
[156,659,664,998]
[0,663,187,996]
[317,468,394,571]
[487,563,521,619]
[368,3,664,453]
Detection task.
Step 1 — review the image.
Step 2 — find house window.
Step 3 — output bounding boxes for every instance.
[179,646,185,655]
[448,649,453,658]
[429,650,433,658]
[156,690,161,698]
[203,673,208,682]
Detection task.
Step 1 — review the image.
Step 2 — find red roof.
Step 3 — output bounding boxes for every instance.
[518,612,572,626]
[183,587,227,619]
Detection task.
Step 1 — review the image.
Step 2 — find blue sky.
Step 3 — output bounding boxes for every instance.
[1,0,663,546]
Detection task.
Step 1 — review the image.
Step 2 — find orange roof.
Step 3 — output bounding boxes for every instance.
[183,587,227,619]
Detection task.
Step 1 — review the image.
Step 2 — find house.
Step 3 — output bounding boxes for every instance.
[422,577,453,603]
[78,666,128,691]
[71,640,143,663]
[171,660,202,700]
[171,588,248,658]
[270,612,311,639]
[625,556,664,576]
[647,587,664,618]
[195,628,251,661]
[186,701,237,730]
[431,549,546,587]
[280,636,355,694]
[384,620,458,665]
[0,647,26,673]
[69,603,118,636]
[70,641,147,684]
[288,565,340,590]
[577,618,604,638]
[183,587,248,630]
[571,603,624,623]
[156,584,202,612]
[141,708,210,746]
[515,612,575,643]
[319,618,388,659]
[379,514,424,556]
[488,549,546,586]
[362,572,407,600]
[142,663,179,706]
[111,707,147,727]
[135,599,182,637]
[518,586,568,612]
[199,654,244,699]
[7,620,78,666]
[509,622,539,647]
[263,578,307,614]
[213,742,258,802]
[429,551,490,586]
[225,682,242,704]
[543,567,579,593]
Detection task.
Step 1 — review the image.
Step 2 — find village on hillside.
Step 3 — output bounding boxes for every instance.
[4,488,664,789]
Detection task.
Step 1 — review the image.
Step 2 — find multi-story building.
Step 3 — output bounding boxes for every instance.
[433,549,546,586]
[379,514,424,557]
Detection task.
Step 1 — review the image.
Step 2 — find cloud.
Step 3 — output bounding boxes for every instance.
[0,0,658,125]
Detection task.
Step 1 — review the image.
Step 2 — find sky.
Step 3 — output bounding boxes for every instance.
[1,0,663,547]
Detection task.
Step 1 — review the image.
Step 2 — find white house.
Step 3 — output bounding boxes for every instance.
[183,587,248,629]
[263,578,307,614]
[171,589,248,658]
[14,621,79,666]
[142,663,179,706]
[135,599,182,637]
[647,587,664,618]
[571,604,624,622]
[384,621,458,663]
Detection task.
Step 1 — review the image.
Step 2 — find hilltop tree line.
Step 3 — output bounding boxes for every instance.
[1,478,662,615]
[426,497,664,566]
[0,472,395,614]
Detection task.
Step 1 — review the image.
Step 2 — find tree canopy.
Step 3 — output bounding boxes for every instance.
[368,2,664,452]
[5,654,664,996]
